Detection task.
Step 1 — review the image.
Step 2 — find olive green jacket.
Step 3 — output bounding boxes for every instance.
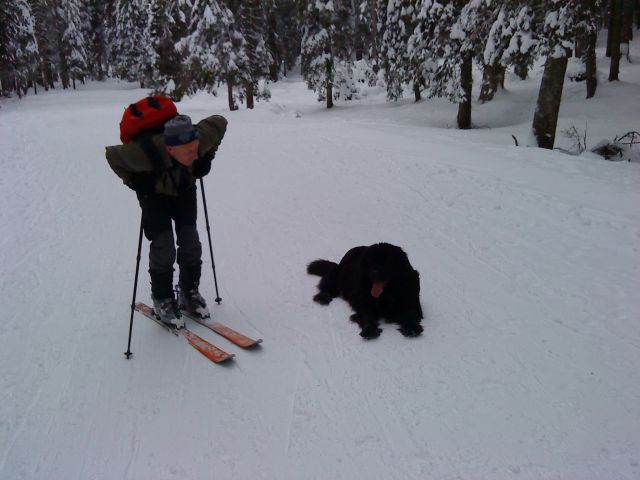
[105,115,227,196]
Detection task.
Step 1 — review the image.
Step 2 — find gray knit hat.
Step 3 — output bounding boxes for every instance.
[164,114,199,146]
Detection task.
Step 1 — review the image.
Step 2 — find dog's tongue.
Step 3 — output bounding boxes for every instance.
[371,282,385,298]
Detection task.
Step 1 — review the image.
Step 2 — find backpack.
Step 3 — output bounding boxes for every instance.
[119,96,177,144]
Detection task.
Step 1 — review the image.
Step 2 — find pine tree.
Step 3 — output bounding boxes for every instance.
[530,0,576,149]
[382,0,421,101]
[110,0,150,86]
[620,0,636,61]
[574,0,601,98]
[412,0,486,129]
[301,0,356,108]
[0,0,40,97]
[58,0,89,89]
[453,0,496,127]
[85,0,113,80]
[609,0,623,81]
[354,1,371,62]
[480,5,512,103]
[410,0,461,105]
[179,0,248,111]
[373,0,387,73]
[30,0,58,90]
[502,3,538,81]
[301,1,333,107]
[264,0,300,80]
[330,0,358,104]
[145,0,186,95]
[265,0,283,80]
[237,0,272,108]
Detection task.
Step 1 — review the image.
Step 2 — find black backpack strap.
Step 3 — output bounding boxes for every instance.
[147,97,161,109]
[129,103,143,117]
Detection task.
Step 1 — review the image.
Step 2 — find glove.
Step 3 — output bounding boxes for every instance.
[127,174,155,194]
[192,155,212,179]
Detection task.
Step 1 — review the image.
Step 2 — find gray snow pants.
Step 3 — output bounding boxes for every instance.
[137,185,202,299]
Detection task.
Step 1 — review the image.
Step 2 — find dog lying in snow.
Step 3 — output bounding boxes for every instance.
[307,243,424,339]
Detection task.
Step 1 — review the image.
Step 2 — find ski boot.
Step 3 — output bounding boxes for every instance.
[152,296,185,329]
[179,287,210,319]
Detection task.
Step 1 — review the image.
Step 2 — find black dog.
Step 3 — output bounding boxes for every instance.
[307,243,423,339]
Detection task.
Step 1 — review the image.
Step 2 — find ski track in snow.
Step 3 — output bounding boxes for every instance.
[1,66,640,480]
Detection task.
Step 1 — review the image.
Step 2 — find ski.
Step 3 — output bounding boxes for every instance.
[134,303,234,364]
[181,311,263,348]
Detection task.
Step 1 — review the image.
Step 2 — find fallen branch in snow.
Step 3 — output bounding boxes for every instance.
[562,124,588,154]
[614,131,640,149]
[589,131,640,162]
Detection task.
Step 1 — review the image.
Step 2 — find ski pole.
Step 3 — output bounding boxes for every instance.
[125,214,144,359]
[199,178,222,304]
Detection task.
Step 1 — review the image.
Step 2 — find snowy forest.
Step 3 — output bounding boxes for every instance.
[2,2,640,478]
[1,0,639,147]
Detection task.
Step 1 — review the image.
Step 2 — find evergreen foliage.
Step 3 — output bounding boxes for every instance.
[501,4,538,81]
[0,0,632,143]
[382,0,419,101]
[141,0,187,95]
[178,0,248,110]
[58,0,89,88]
[237,0,273,106]
[0,0,39,97]
[110,0,150,85]
[301,0,356,108]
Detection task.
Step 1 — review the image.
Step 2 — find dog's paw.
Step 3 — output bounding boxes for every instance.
[360,325,382,340]
[313,292,333,305]
[399,324,423,337]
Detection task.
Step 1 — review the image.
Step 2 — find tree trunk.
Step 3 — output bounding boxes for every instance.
[227,78,238,111]
[40,58,55,90]
[621,0,635,61]
[370,0,379,72]
[479,63,505,103]
[15,77,23,99]
[514,63,528,80]
[457,53,472,130]
[413,74,422,102]
[246,82,254,109]
[59,49,69,89]
[609,0,623,80]
[531,54,569,149]
[586,28,598,98]
[606,0,616,57]
[575,25,587,59]
[326,59,333,109]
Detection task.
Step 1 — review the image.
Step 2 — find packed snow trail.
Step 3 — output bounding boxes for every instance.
[1,72,639,479]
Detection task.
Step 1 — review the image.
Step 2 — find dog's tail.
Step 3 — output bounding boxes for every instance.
[307,259,338,277]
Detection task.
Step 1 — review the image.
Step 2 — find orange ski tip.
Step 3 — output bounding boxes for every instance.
[181,329,234,363]
[210,322,263,348]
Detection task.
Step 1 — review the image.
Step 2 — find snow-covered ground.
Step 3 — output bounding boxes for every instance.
[2,41,640,479]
